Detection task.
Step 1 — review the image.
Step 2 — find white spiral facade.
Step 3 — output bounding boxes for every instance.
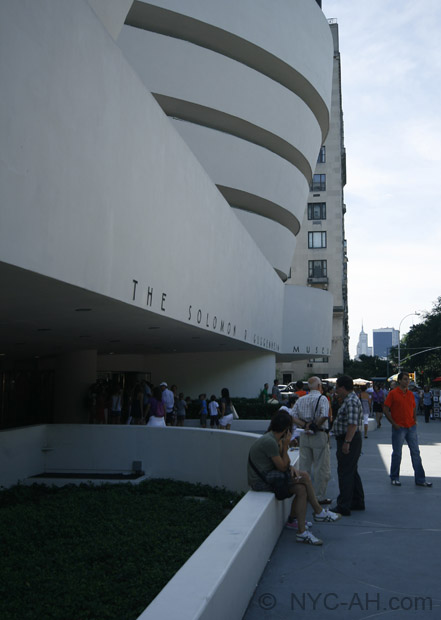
[0,0,334,403]
[119,0,333,279]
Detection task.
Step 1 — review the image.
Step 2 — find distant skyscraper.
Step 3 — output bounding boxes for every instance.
[373,328,399,359]
[356,324,372,359]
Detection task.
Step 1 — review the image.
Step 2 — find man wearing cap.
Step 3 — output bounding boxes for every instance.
[383,371,432,487]
[160,382,175,426]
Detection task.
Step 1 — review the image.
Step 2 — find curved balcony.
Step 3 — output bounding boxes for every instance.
[117,12,332,274]
[125,0,332,137]
[117,28,322,178]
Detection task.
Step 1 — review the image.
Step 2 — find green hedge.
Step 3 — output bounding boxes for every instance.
[0,480,242,620]
[187,398,279,420]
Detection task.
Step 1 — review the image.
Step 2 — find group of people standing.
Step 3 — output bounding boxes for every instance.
[88,380,181,427]
[248,371,432,545]
[87,379,236,430]
[197,388,235,430]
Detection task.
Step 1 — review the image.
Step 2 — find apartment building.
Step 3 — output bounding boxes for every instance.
[278,20,349,382]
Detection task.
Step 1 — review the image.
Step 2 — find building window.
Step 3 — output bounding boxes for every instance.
[317,146,326,163]
[309,357,329,363]
[308,202,326,220]
[309,260,327,278]
[310,174,326,191]
[308,232,327,249]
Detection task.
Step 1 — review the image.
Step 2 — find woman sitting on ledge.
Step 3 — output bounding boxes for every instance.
[247,411,341,546]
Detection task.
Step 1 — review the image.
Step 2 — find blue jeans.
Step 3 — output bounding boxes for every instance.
[390,425,426,484]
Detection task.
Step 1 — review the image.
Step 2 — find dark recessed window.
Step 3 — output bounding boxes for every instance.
[310,174,326,192]
[308,260,327,278]
[317,146,326,163]
[308,202,326,220]
[308,231,327,249]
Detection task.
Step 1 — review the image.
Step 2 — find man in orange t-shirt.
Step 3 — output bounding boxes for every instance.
[294,380,307,398]
[383,372,432,487]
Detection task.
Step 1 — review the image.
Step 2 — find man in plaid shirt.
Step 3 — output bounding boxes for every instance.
[330,375,365,516]
[292,377,331,504]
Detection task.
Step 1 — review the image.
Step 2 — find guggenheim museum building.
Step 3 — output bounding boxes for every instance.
[0,0,335,426]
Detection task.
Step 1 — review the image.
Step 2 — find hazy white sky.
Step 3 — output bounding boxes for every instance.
[324,0,441,357]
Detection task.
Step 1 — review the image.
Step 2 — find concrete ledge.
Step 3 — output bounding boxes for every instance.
[185,417,378,433]
[0,423,298,620]
[137,489,292,620]
[5,422,381,620]
[138,447,299,620]
[184,418,271,433]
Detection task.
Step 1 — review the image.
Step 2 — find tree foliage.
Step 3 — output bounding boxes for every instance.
[344,355,389,380]
[398,297,441,384]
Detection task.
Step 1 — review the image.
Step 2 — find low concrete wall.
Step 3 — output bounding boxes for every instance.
[184,418,270,433]
[185,417,378,433]
[138,490,292,620]
[0,424,303,620]
[0,424,262,492]
[0,425,47,488]
[38,425,256,493]
[0,420,377,489]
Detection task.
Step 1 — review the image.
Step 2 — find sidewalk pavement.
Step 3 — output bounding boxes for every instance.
[243,418,441,619]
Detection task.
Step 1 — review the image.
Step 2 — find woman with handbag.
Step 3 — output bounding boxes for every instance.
[145,386,166,427]
[247,411,341,545]
[219,387,234,430]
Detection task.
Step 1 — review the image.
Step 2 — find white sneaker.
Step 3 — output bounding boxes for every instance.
[313,509,341,522]
[296,530,323,546]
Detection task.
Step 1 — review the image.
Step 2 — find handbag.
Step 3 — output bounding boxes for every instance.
[231,403,239,420]
[248,456,293,500]
[269,470,293,500]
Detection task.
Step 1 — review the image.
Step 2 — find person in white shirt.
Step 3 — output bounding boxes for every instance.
[292,377,331,505]
[160,382,175,426]
[208,395,220,428]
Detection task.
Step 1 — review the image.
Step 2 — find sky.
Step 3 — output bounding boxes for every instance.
[323,0,441,358]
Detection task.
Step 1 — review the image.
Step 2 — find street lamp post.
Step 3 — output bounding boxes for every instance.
[397,312,420,371]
